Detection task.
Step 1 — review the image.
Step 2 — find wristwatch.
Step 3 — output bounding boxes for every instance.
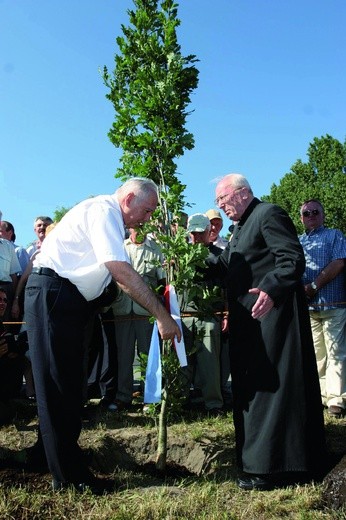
[311,281,318,291]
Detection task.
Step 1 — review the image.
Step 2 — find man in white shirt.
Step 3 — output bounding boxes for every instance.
[25,177,180,494]
[0,237,21,320]
[0,221,30,274]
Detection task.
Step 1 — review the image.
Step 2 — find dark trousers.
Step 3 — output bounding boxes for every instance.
[25,271,92,484]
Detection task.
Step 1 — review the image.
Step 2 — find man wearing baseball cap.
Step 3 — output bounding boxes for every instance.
[179,213,226,415]
[205,209,229,249]
[205,209,232,405]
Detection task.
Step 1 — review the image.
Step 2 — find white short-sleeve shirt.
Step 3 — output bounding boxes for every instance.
[35,194,129,300]
[0,238,22,280]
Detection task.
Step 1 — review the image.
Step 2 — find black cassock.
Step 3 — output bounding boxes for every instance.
[215,198,326,476]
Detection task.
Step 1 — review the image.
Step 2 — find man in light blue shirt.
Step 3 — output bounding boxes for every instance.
[299,199,346,418]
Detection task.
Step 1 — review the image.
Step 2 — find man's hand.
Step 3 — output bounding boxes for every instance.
[249,288,274,319]
[157,314,181,343]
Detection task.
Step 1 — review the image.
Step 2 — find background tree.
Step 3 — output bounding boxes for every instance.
[53,206,70,222]
[103,0,205,471]
[263,134,346,233]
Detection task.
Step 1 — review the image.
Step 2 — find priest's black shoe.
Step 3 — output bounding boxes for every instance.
[52,476,114,495]
[237,473,275,491]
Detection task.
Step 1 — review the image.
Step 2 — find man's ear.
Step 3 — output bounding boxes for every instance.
[124,192,135,207]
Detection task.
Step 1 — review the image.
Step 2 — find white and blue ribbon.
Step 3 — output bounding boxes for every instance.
[144,285,187,403]
[144,321,162,403]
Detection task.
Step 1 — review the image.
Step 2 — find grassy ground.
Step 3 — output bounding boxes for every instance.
[0,400,345,520]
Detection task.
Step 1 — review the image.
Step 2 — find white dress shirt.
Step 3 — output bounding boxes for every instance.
[35,194,129,301]
[0,238,21,280]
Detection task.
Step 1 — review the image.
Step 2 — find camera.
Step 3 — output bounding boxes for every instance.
[0,331,29,355]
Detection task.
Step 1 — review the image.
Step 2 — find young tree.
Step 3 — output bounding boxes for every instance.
[103,0,203,471]
[103,0,198,216]
[263,135,346,233]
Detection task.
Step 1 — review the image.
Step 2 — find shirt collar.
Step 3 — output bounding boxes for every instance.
[304,225,325,236]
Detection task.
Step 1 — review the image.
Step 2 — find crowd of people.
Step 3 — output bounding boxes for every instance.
[0,173,345,494]
[0,215,54,398]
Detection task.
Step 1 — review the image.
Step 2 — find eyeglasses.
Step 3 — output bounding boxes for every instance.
[302,209,320,217]
[0,297,8,303]
[214,186,242,207]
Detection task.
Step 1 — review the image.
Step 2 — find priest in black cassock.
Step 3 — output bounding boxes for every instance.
[210,173,326,491]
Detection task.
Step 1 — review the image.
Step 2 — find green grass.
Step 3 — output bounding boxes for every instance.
[0,400,344,520]
[0,476,342,520]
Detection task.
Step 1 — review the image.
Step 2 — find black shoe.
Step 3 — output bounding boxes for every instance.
[237,473,274,491]
[52,476,114,495]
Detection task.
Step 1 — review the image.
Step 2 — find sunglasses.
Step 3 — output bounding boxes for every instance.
[302,209,320,217]
[0,297,8,303]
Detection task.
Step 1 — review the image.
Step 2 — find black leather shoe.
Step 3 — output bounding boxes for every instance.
[52,477,114,495]
[237,474,274,491]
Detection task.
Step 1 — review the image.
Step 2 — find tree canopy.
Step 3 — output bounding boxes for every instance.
[263,134,346,234]
[103,0,199,216]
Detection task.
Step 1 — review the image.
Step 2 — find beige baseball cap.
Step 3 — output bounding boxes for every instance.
[205,209,223,221]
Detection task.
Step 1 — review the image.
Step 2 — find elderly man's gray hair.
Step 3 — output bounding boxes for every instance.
[117,177,158,200]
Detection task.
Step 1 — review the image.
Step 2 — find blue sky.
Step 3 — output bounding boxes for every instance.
[1,0,345,246]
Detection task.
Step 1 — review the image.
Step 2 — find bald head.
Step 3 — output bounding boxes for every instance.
[215,173,254,222]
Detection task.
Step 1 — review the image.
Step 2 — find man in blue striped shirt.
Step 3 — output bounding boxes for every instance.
[299,199,346,418]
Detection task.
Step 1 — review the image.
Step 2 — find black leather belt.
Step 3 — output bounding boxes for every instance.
[31,267,64,279]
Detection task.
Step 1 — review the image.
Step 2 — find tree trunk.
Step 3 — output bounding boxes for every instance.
[156,387,168,471]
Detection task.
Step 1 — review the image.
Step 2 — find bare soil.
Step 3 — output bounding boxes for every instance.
[0,399,237,493]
